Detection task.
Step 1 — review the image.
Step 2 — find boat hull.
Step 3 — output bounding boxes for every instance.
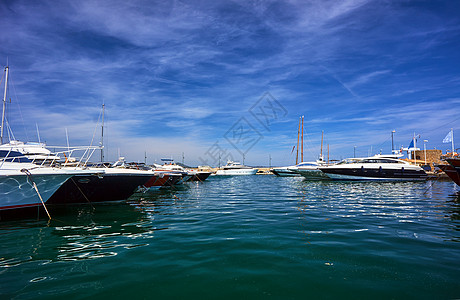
[0,173,73,211]
[443,158,460,186]
[215,169,258,175]
[271,168,300,177]
[296,169,330,180]
[438,164,460,186]
[321,167,427,181]
[188,172,212,181]
[47,173,156,204]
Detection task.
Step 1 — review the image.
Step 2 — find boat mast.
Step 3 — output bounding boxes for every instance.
[451,128,455,156]
[320,130,324,160]
[301,115,304,163]
[1,66,9,144]
[101,103,105,162]
[296,117,300,165]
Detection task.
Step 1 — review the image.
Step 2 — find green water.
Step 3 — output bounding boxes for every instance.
[1,176,459,299]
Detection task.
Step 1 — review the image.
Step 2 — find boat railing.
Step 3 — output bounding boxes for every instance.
[0,145,102,169]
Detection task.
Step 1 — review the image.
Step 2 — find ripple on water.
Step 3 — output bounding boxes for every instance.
[0,176,459,299]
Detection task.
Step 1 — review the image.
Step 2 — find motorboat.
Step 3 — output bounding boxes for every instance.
[271,165,301,177]
[318,155,427,181]
[0,151,98,218]
[287,160,329,180]
[152,158,213,183]
[47,166,173,204]
[215,161,258,175]
[0,140,60,163]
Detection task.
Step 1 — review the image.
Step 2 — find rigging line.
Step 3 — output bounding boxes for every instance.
[9,74,30,142]
[20,168,52,220]
[80,107,103,165]
[70,177,95,210]
[423,114,460,134]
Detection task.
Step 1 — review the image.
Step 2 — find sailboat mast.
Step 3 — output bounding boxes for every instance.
[320,130,324,159]
[296,117,300,165]
[1,66,9,144]
[101,103,105,162]
[301,115,304,162]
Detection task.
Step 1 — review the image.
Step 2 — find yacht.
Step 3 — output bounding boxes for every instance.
[215,161,258,176]
[287,160,330,180]
[270,165,301,177]
[0,140,60,163]
[318,155,427,181]
[0,151,98,218]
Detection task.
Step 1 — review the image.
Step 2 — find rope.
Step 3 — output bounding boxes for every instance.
[70,177,94,209]
[20,169,52,220]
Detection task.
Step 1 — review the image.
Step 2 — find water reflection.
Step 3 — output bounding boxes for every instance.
[0,192,184,266]
[294,180,460,243]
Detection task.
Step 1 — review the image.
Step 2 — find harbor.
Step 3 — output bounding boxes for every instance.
[1,0,460,298]
[1,176,459,299]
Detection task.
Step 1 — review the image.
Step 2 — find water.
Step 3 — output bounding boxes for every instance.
[1,176,459,299]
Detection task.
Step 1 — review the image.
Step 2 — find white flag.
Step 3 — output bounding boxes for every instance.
[443,130,453,143]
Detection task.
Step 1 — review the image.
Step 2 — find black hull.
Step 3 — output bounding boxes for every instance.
[443,159,460,186]
[188,172,212,182]
[322,167,427,180]
[47,174,154,204]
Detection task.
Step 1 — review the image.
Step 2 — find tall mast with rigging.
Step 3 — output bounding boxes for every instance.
[296,117,300,165]
[1,66,9,144]
[320,130,324,161]
[301,115,304,163]
[101,103,105,162]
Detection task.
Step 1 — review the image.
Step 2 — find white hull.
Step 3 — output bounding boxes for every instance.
[296,169,329,180]
[0,172,72,211]
[271,167,300,177]
[0,162,100,211]
[215,168,258,176]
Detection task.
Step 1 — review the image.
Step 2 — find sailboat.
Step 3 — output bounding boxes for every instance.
[271,116,326,178]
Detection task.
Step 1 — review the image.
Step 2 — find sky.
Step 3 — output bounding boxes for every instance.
[0,0,459,167]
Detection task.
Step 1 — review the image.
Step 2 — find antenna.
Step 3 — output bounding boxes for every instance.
[36,123,41,143]
[65,128,70,152]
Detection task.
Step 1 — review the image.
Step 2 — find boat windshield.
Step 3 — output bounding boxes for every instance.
[297,162,318,167]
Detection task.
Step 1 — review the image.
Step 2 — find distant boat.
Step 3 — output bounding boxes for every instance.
[215,160,258,176]
[319,155,427,181]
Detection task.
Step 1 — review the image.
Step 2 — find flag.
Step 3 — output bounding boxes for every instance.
[443,130,453,143]
[408,139,414,149]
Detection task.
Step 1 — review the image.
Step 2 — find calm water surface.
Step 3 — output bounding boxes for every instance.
[1,176,459,299]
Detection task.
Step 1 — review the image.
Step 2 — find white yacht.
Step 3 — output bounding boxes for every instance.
[215,161,258,176]
[0,140,60,162]
[0,152,97,216]
[287,159,330,180]
[319,155,427,181]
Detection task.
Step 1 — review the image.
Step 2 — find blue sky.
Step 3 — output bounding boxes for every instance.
[1,0,459,166]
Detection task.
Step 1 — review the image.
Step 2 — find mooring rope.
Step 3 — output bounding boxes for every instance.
[20,169,52,220]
